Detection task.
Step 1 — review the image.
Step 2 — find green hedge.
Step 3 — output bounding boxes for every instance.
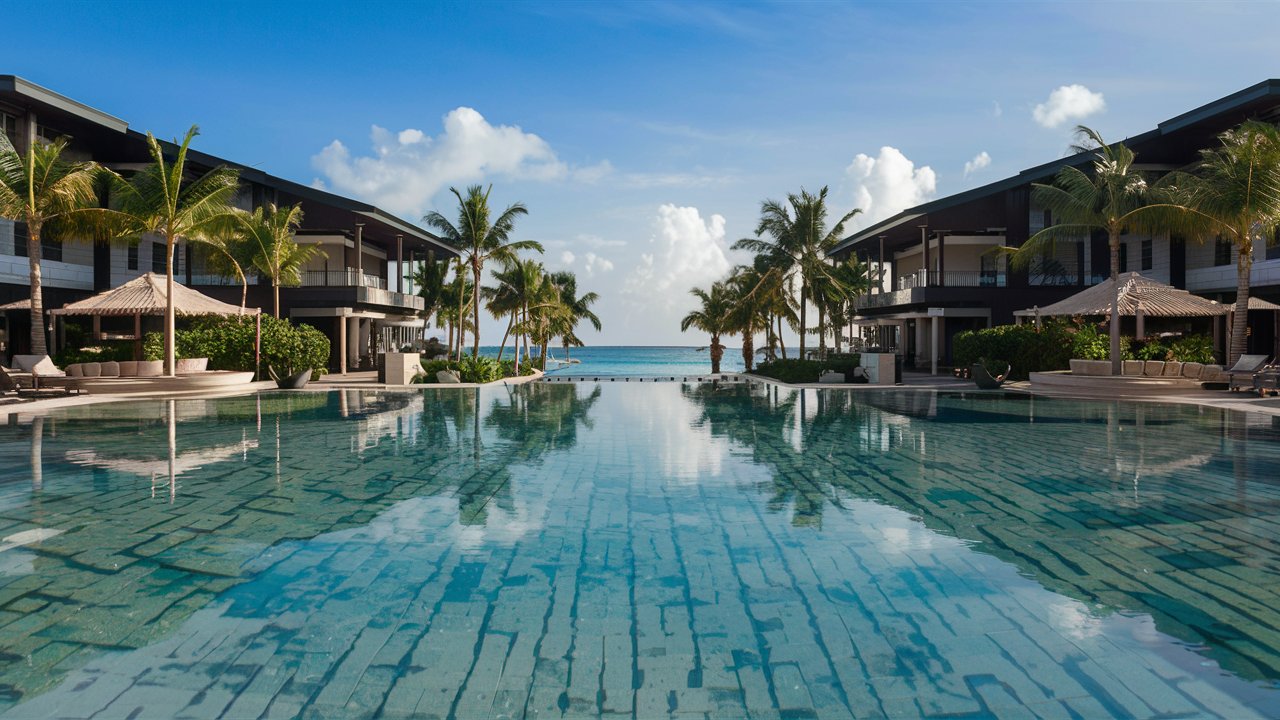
[952,322,1073,380]
[415,356,537,383]
[144,315,329,379]
[752,355,862,384]
[53,342,134,367]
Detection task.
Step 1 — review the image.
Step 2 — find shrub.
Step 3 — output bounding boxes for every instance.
[952,321,1073,379]
[144,315,329,379]
[53,342,134,367]
[1167,334,1215,364]
[1068,322,1133,362]
[753,355,861,384]
[415,356,536,383]
[1133,339,1169,361]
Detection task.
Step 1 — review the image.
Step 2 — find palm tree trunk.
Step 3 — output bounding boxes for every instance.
[239,267,248,310]
[817,302,827,359]
[777,314,787,360]
[455,261,466,361]
[471,259,482,358]
[1108,229,1121,376]
[497,315,513,361]
[274,283,281,319]
[26,220,47,357]
[742,331,754,372]
[799,282,807,359]
[165,235,176,377]
[1230,235,1253,365]
[710,334,723,373]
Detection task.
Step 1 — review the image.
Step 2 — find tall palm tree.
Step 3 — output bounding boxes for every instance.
[734,186,859,359]
[411,251,451,328]
[0,136,106,355]
[1008,126,1151,374]
[198,222,255,309]
[114,126,240,375]
[549,270,601,361]
[238,203,324,318]
[680,281,732,373]
[1144,120,1280,364]
[814,258,872,355]
[423,185,541,358]
[483,259,536,361]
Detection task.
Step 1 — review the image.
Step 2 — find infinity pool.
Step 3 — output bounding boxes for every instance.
[0,384,1276,718]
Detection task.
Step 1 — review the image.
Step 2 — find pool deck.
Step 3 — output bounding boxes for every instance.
[5,368,1280,421]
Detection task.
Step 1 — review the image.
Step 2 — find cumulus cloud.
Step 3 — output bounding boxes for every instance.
[846,147,937,227]
[1033,84,1105,128]
[312,107,606,217]
[560,251,576,265]
[576,234,626,249]
[991,101,1003,118]
[582,252,615,277]
[963,151,991,178]
[623,205,731,315]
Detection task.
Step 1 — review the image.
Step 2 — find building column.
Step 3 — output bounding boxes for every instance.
[877,235,886,294]
[354,223,365,281]
[396,235,404,294]
[347,316,360,371]
[931,317,939,375]
[337,316,347,374]
[937,233,946,287]
[920,225,930,286]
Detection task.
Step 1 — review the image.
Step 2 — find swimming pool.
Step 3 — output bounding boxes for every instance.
[0,384,1276,718]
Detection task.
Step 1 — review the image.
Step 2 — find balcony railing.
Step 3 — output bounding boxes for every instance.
[896,270,1007,290]
[300,269,387,290]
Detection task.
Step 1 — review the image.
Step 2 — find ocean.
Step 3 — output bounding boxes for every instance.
[475,345,745,377]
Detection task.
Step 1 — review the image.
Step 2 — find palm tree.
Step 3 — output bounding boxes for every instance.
[1144,120,1280,364]
[114,126,240,375]
[549,270,601,361]
[198,221,255,309]
[411,251,451,328]
[0,136,106,355]
[1008,126,1151,374]
[813,258,872,355]
[724,265,773,372]
[423,185,541,358]
[238,203,324,318]
[483,259,536,361]
[680,281,732,373]
[734,186,859,359]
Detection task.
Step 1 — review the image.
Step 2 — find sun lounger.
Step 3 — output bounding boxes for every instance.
[1253,366,1280,397]
[972,363,1011,390]
[12,354,67,390]
[1226,354,1271,391]
[0,365,69,399]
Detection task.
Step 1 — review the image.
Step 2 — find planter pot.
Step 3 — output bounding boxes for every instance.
[1069,359,1112,376]
[275,369,312,389]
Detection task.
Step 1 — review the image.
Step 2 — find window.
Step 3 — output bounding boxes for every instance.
[1141,239,1153,271]
[1214,236,1232,266]
[0,112,16,146]
[11,224,62,261]
[1119,243,1128,273]
[152,242,167,274]
[127,244,138,270]
[42,237,61,263]
[1269,229,1280,261]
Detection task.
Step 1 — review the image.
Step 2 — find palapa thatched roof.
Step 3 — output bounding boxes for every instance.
[50,273,257,317]
[1015,272,1227,318]
[0,299,30,311]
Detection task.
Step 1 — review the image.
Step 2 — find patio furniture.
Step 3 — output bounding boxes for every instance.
[1253,366,1280,397]
[12,355,67,390]
[1225,354,1271,391]
[0,365,70,399]
[972,363,1011,390]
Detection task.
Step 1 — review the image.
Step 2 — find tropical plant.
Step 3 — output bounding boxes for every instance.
[142,314,328,379]
[549,270,601,361]
[1142,120,1280,364]
[723,264,774,372]
[734,186,859,359]
[1006,126,1152,373]
[680,281,733,373]
[813,257,872,355]
[239,203,323,318]
[423,185,541,358]
[114,126,241,375]
[411,251,452,327]
[483,258,541,363]
[0,135,107,355]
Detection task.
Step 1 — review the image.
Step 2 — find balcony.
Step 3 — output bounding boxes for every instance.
[896,270,1006,290]
[301,269,386,290]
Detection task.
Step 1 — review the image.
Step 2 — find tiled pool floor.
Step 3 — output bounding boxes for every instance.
[0,385,1276,718]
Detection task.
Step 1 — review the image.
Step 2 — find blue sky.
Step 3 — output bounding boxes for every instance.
[5,1,1279,345]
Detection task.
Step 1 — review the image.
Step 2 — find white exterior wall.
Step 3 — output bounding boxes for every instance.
[0,219,94,291]
[1186,236,1280,292]
[1116,232,1171,285]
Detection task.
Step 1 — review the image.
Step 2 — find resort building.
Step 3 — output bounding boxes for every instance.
[829,79,1280,371]
[0,75,457,371]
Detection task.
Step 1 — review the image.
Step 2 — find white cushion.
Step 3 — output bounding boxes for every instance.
[138,360,164,377]
[67,364,84,378]
[100,361,120,377]
[117,361,138,377]
[83,362,102,378]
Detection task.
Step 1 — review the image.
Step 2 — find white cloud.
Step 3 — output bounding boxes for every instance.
[963,151,991,178]
[1033,84,1105,128]
[623,204,732,321]
[576,234,626,249]
[582,252,614,277]
[312,107,577,217]
[846,146,937,228]
[560,251,576,265]
[991,101,1003,118]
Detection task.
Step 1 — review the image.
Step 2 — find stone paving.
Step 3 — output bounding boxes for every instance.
[0,385,1275,718]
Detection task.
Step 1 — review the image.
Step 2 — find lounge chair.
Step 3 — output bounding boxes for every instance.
[0,365,67,399]
[1253,365,1280,397]
[12,355,66,390]
[972,363,1011,390]
[1225,354,1271,391]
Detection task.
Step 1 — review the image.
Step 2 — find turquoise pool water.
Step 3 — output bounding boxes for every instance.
[0,385,1277,718]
